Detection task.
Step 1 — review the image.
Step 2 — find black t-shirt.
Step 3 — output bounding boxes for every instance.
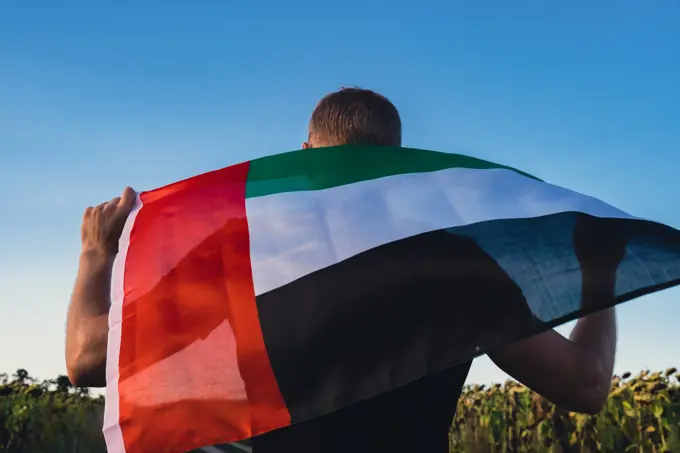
[251,362,472,453]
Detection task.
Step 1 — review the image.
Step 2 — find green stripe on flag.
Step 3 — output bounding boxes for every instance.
[245,145,541,199]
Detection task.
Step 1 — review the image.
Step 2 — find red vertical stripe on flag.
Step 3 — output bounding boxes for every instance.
[221,211,293,435]
[116,162,289,453]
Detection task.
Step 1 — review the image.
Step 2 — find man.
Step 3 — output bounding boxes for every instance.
[66,87,617,452]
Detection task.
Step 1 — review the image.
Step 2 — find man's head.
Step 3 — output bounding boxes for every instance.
[303,87,402,149]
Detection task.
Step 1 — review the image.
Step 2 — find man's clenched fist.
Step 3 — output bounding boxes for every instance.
[81,187,137,256]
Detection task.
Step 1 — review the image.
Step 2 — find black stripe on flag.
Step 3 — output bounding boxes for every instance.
[256,213,680,423]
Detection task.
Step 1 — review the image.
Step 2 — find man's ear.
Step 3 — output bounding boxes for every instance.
[302,142,311,149]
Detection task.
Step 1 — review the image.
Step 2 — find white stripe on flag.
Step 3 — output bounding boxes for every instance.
[246,166,634,296]
[103,195,143,453]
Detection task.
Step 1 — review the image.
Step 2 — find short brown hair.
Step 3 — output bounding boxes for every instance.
[308,87,402,147]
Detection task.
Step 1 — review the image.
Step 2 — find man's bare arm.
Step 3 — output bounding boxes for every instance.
[65,250,112,387]
[489,308,616,414]
[65,187,136,388]
[490,214,622,414]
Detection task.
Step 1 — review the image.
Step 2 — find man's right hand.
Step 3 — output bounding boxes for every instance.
[66,187,137,387]
[81,187,137,256]
[490,215,622,415]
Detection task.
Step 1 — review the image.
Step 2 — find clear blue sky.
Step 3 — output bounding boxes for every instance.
[1,1,678,386]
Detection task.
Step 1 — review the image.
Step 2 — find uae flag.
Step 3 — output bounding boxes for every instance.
[103,145,680,453]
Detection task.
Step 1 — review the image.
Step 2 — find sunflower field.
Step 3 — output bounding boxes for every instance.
[450,368,680,452]
[1,369,679,452]
[0,370,105,453]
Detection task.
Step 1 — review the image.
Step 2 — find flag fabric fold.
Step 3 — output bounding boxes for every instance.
[103,145,680,453]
